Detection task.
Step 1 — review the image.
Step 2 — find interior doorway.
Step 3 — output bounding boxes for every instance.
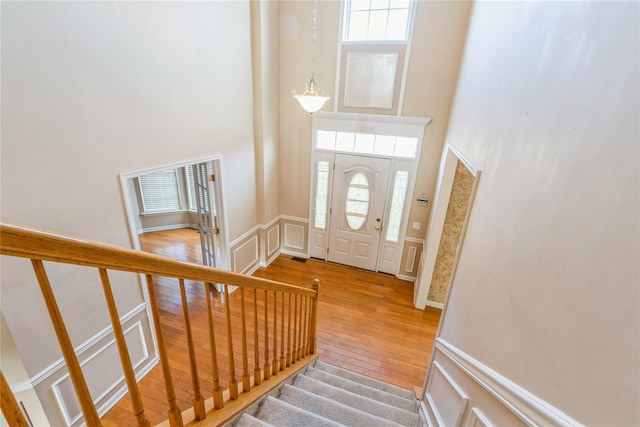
[119,156,229,276]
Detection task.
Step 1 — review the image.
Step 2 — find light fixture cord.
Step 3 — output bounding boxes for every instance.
[311,0,318,81]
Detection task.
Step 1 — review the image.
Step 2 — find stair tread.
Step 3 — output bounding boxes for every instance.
[279,383,407,427]
[234,413,275,427]
[304,367,416,412]
[293,373,420,426]
[314,360,413,399]
[255,395,344,427]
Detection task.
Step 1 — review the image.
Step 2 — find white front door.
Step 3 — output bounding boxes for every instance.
[327,154,391,271]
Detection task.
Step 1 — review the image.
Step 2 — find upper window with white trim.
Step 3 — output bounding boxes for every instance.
[344,0,412,42]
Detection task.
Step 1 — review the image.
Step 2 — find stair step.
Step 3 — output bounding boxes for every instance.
[313,360,413,400]
[293,373,420,426]
[254,395,343,427]
[304,367,416,412]
[234,413,275,427]
[279,383,405,427]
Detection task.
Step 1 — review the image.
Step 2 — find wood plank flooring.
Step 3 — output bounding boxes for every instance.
[101,228,441,426]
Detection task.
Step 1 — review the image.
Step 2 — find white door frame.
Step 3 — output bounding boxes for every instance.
[119,154,230,271]
[308,112,430,276]
[414,143,480,309]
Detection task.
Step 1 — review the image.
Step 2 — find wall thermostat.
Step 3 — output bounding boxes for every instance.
[416,197,429,207]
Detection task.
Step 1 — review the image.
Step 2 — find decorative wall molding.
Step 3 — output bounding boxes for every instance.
[258,216,281,230]
[29,304,147,388]
[267,224,280,258]
[232,234,260,275]
[404,245,418,273]
[426,361,469,426]
[51,321,150,426]
[26,303,156,426]
[466,407,494,427]
[404,236,425,245]
[283,223,305,251]
[434,338,583,427]
[229,225,259,250]
[279,215,308,223]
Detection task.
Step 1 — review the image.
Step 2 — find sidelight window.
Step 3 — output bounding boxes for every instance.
[385,170,409,242]
[314,161,331,229]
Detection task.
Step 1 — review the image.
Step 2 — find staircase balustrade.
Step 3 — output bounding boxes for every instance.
[0,223,321,427]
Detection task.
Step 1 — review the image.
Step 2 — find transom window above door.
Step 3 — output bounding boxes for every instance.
[316,130,417,158]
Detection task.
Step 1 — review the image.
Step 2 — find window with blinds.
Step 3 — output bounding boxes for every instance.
[185,165,197,211]
[138,169,183,213]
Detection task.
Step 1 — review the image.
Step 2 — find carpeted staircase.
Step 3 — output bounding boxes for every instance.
[230,360,422,426]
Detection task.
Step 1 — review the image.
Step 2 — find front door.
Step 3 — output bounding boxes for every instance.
[327,154,391,271]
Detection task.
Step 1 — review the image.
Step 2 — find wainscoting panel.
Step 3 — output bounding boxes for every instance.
[397,238,424,281]
[284,224,304,250]
[231,234,260,275]
[404,245,418,274]
[421,338,582,427]
[425,361,469,426]
[31,304,157,426]
[466,407,493,427]
[267,224,280,258]
[52,322,148,426]
[281,217,308,257]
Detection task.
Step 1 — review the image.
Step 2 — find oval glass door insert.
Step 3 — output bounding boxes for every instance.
[345,172,370,230]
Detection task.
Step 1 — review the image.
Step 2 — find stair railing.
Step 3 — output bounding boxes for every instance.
[0,223,321,427]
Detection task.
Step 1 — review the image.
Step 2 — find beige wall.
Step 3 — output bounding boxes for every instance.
[0,1,256,421]
[278,0,472,242]
[252,0,281,225]
[434,1,639,425]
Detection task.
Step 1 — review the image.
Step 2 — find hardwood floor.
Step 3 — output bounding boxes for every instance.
[101,228,441,426]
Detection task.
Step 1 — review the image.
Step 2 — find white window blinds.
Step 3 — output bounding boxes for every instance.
[138,169,182,213]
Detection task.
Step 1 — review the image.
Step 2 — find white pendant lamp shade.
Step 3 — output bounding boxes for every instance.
[294,78,330,114]
[293,0,329,114]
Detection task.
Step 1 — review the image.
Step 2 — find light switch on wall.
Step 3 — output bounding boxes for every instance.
[412,222,421,230]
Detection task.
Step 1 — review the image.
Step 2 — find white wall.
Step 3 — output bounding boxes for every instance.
[1,1,256,423]
[429,1,639,426]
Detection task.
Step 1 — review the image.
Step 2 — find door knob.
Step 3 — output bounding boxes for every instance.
[375,225,382,231]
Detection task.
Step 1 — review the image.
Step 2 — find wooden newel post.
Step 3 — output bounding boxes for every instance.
[309,279,321,355]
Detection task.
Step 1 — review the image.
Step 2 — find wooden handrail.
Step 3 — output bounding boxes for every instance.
[0,223,316,297]
[0,222,321,426]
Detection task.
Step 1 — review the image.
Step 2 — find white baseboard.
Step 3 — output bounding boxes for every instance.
[260,249,282,268]
[425,300,444,309]
[280,248,308,259]
[138,223,197,234]
[397,274,417,282]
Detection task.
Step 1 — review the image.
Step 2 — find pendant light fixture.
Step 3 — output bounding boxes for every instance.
[292,0,329,114]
